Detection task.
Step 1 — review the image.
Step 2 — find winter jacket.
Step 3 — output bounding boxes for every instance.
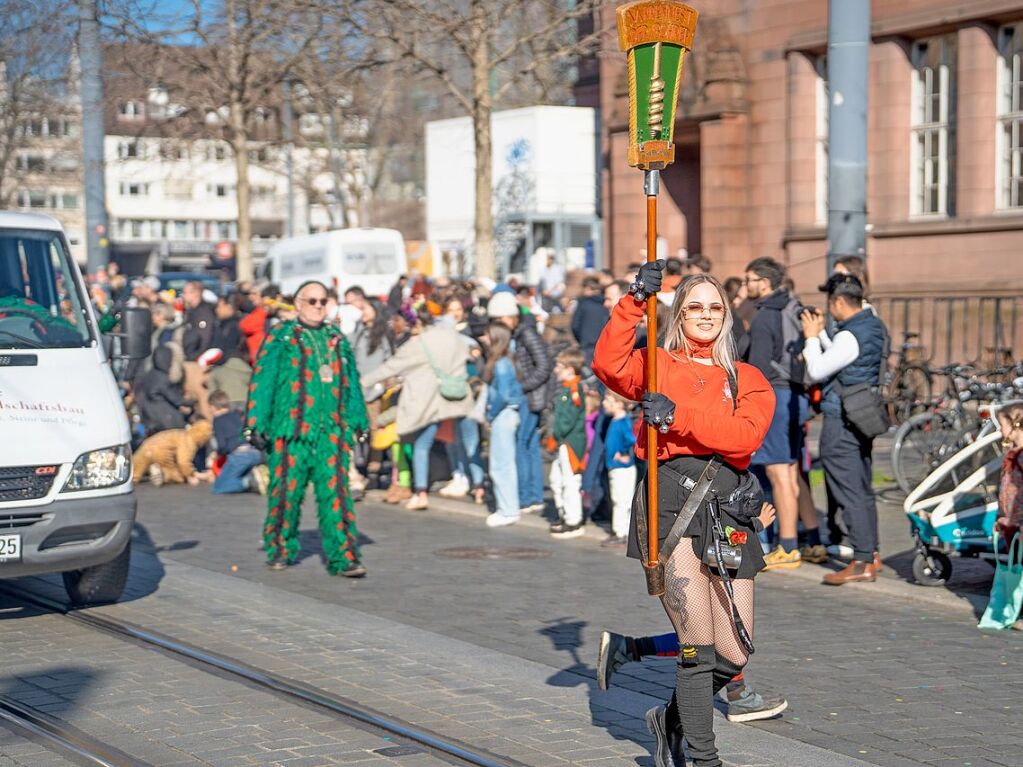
[182,302,218,360]
[571,294,610,364]
[240,305,268,365]
[215,314,243,358]
[513,316,555,414]
[207,356,253,409]
[552,378,587,466]
[361,325,476,436]
[135,345,188,434]
[744,288,792,389]
[349,320,394,399]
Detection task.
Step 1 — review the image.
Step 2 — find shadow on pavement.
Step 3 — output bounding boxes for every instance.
[539,616,656,767]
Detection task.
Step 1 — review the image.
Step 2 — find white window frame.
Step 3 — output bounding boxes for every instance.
[119,182,149,197]
[997,23,1023,210]
[910,36,956,217]
[815,55,829,225]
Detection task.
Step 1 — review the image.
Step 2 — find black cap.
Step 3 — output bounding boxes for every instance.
[818,272,863,295]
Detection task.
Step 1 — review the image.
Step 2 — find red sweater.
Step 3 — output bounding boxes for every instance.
[239,306,268,365]
[592,296,775,469]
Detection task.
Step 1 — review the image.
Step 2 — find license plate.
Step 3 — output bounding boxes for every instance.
[0,534,21,563]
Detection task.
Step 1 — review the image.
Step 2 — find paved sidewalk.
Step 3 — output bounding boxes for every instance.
[40,483,1023,766]
[0,597,455,766]
[16,554,873,767]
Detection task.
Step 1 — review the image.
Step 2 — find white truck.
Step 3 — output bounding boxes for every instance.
[261,228,408,299]
[0,212,151,605]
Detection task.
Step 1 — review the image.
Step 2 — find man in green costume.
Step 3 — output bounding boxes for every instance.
[245,280,369,577]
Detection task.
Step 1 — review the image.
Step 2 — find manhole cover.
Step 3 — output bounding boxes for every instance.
[435,547,551,560]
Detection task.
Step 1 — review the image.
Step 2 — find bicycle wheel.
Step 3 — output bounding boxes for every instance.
[888,364,933,424]
[891,410,969,495]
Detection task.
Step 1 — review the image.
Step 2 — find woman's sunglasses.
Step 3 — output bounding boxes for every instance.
[681,302,726,318]
[300,297,329,307]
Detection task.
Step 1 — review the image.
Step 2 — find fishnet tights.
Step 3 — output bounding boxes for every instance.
[660,540,755,666]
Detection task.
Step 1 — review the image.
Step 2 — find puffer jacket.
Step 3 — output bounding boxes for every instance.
[514,315,555,414]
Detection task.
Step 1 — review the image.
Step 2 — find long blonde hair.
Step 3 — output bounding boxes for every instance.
[663,274,738,382]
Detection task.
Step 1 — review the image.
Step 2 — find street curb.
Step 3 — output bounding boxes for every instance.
[364,490,985,616]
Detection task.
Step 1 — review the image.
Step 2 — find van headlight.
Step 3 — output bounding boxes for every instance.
[62,445,132,492]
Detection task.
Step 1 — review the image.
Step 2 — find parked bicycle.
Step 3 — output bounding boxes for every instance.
[885,331,932,425]
[891,366,1023,495]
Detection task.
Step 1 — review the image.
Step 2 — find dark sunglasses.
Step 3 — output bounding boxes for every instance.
[300,297,329,307]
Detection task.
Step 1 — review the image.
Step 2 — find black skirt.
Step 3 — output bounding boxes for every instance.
[627,455,766,579]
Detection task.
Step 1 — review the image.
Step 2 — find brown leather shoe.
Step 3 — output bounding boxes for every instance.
[383,484,412,504]
[822,560,877,586]
[873,552,884,574]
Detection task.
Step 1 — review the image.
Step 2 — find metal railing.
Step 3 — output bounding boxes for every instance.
[873,294,1022,366]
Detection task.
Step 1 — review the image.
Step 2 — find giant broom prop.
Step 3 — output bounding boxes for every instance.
[616,0,698,596]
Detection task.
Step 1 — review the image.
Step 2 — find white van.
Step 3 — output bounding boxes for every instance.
[0,213,151,605]
[262,228,407,299]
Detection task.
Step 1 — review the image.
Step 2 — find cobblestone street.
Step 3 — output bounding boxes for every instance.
[1,483,1021,767]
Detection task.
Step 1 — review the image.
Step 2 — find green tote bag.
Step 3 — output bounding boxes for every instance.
[978,531,1023,630]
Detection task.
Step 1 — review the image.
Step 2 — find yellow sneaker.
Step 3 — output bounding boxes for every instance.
[764,545,802,570]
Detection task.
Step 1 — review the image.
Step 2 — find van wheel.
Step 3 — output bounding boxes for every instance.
[62,541,131,607]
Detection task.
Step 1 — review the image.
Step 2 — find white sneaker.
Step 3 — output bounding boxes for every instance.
[521,503,546,514]
[148,464,164,487]
[486,512,520,528]
[405,494,429,511]
[438,476,470,498]
[827,544,855,560]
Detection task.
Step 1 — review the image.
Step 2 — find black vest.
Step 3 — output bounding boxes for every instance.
[822,309,886,416]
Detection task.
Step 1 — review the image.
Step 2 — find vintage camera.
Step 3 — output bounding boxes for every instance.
[703,541,742,571]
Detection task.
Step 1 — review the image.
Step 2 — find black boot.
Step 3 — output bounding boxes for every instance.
[676,644,721,767]
[645,702,687,767]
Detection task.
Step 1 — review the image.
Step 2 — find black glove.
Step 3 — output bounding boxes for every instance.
[246,430,269,451]
[640,392,676,434]
[633,259,666,298]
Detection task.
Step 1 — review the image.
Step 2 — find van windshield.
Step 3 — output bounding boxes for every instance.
[0,229,92,349]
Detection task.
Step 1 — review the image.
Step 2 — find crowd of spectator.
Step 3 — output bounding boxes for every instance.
[88,251,884,566]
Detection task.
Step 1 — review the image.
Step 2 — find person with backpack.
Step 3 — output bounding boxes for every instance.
[742,257,823,570]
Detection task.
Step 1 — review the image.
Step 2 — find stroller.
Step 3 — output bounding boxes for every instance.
[902,425,1005,587]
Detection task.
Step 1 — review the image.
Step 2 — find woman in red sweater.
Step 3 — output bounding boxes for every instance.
[593,267,774,767]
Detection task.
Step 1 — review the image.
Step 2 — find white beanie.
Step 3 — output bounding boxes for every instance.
[486,292,518,318]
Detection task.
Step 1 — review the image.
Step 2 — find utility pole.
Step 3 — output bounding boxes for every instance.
[78,0,109,274]
[826,0,870,276]
[282,78,295,237]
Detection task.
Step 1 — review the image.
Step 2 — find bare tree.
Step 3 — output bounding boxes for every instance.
[108,0,325,280]
[350,0,604,279]
[0,0,76,208]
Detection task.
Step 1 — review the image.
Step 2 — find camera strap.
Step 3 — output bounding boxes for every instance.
[708,500,755,655]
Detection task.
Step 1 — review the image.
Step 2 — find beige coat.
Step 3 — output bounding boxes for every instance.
[361,325,475,435]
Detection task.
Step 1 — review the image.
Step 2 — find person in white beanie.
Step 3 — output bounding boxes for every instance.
[487,291,554,516]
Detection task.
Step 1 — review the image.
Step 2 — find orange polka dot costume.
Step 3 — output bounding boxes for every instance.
[245,320,368,574]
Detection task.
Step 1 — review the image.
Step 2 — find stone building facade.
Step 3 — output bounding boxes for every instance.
[579,0,1023,303]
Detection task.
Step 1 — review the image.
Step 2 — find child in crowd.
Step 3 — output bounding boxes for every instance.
[602,391,637,548]
[208,389,268,495]
[482,321,524,527]
[549,348,587,540]
[133,419,213,487]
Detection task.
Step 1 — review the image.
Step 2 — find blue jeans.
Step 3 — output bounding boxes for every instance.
[516,408,544,507]
[490,408,520,517]
[211,447,263,494]
[412,422,441,492]
[444,418,485,488]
